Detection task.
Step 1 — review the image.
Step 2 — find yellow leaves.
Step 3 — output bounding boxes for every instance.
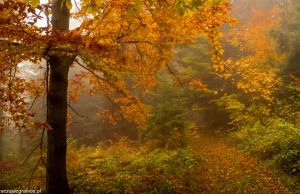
[289,74,300,91]
[207,0,227,6]
[224,20,283,103]
[81,4,93,14]
[68,87,80,102]
[212,54,224,71]
[65,0,72,10]
[66,112,74,130]
[227,36,240,47]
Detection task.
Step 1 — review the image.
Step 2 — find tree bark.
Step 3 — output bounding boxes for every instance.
[47,55,72,194]
[0,133,3,162]
[46,1,72,193]
[0,83,3,162]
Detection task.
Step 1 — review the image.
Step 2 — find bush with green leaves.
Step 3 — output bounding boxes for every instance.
[0,153,45,190]
[228,118,300,176]
[67,137,203,193]
[215,92,300,177]
[0,137,203,193]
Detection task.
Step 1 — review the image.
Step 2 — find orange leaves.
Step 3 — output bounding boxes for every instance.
[222,5,286,105]
[191,3,239,71]
[76,0,235,74]
[227,5,283,62]
[0,0,236,134]
[96,96,149,127]
[189,79,208,90]
[119,98,149,127]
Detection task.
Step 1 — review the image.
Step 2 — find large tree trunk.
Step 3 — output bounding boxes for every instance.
[47,55,72,193]
[46,1,72,193]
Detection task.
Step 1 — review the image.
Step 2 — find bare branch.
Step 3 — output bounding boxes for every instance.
[67,103,88,118]
[166,63,184,88]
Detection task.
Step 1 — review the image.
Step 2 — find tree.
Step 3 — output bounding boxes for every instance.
[173,37,231,129]
[144,73,191,149]
[0,0,236,193]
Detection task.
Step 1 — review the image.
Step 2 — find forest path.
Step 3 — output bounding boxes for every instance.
[193,130,299,194]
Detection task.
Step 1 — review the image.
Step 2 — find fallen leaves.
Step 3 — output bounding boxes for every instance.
[193,132,297,193]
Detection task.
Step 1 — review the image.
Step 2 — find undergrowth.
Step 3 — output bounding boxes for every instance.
[0,136,203,193]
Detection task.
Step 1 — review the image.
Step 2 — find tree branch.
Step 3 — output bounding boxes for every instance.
[67,103,88,118]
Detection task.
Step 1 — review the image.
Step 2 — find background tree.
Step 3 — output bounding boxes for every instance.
[173,37,231,130]
[144,73,193,149]
[210,0,300,176]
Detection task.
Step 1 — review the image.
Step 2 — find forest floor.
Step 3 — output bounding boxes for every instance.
[194,130,300,194]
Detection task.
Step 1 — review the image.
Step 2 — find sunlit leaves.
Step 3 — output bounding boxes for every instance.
[189,79,208,90]
[224,57,283,102]
[65,0,72,10]
[0,0,235,138]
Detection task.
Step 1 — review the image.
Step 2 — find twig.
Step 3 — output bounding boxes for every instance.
[166,63,184,88]
[67,103,88,118]
[22,143,40,166]
[27,158,41,189]
[75,59,115,105]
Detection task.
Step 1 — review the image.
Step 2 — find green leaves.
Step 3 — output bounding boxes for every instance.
[25,0,39,7]
[175,0,205,16]
[128,0,142,15]
[192,0,206,7]
[61,0,73,10]
[175,0,227,16]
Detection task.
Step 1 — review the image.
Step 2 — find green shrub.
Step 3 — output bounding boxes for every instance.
[229,118,300,177]
[0,136,203,193]
[67,137,202,193]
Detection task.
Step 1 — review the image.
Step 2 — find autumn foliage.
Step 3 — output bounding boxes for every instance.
[1,0,300,193]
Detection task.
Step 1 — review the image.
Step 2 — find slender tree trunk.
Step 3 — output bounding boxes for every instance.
[46,1,72,193]
[0,83,3,162]
[138,127,142,144]
[0,133,3,162]
[138,90,144,144]
[0,132,3,162]
[18,129,23,158]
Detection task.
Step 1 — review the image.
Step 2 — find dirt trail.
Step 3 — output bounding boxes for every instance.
[193,130,299,194]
